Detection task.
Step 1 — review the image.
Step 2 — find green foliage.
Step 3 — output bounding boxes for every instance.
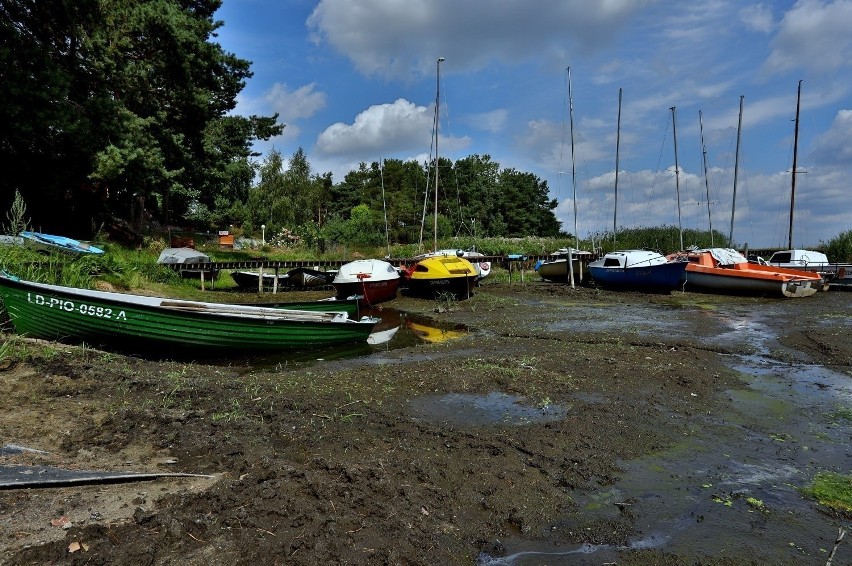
[321,205,385,248]
[822,229,852,263]
[119,250,182,285]
[378,237,581,258]
[0,239,179,293]
[250,152,564,252]
[494,167,562,237]
[1,0,281,235]
[294,220,323,249]
[0,245,99,287]
[588,226,732,254]
[245,148,329,233]
[391,244,420,258]
[3,190,30,235]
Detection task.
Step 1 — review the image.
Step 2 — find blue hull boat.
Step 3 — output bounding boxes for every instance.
[588,250,687,292]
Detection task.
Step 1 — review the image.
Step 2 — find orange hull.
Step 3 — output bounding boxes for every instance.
[669,250,825,298]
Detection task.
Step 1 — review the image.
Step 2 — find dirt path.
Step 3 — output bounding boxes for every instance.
[0,283,849,565]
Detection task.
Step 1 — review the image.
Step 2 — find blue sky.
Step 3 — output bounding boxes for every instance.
[213,0,852,250]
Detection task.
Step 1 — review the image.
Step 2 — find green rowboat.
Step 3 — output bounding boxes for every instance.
[241,296,359,318]
[0,273,377,354]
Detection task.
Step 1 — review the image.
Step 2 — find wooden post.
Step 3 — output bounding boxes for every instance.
[273,266,279,294]
[258,266,264,294]
[200,270,205,291]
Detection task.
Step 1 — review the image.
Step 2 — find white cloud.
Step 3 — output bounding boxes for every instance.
[739,3,775,33]
[307,0,656,80]
[810,108,852,165]
[316,98,434,156]
[764,0,852,74]
[264,82,327,121]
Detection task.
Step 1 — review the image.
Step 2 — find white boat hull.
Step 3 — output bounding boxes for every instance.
[684,271,820,298]
[536,258,584,284]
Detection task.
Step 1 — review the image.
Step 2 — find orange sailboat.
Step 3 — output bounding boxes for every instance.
[668,248,825,298]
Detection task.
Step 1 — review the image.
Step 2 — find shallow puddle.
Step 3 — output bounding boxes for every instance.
[480,302,852,564]
[409,392,567,426]
[546,303,689,338]
[700,310,775,349]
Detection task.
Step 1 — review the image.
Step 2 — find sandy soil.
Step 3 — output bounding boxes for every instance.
[0,282,849,565]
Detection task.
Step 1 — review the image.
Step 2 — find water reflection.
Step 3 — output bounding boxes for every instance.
[364,307,402,346]
[362,307,469,349]
[220,307,468,368]
[407,320,467,343]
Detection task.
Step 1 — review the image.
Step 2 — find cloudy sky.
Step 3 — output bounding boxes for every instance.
[214,0,852,249]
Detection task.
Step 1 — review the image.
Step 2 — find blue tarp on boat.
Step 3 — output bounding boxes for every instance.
[19,231,105,255]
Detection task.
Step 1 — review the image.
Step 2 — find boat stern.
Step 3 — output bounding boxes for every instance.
[782,279,821,298]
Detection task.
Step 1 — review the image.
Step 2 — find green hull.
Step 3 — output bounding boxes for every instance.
[0,274,376,354]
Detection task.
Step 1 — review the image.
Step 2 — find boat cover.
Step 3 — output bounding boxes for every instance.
[157,247,211,265]
[700,248,747,265]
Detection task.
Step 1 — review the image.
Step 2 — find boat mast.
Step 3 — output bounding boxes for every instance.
[729,95,743,246]
[670,106,683,251]
[567,67,578,250]
[380,158,390,257]
[433,56,444,252]
[698,110,714,246]
[613,88,622,247]
[788,80,802,250]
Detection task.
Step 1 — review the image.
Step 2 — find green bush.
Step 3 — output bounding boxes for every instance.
[823,229,852,263]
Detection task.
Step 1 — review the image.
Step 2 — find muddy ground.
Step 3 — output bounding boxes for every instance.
[0,281,849,565]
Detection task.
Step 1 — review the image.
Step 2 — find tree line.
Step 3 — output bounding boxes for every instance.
[234,148,563,250]
[1,0,563,247]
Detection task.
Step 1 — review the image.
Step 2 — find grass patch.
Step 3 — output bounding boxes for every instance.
[831,407,852,422]
[0,335,65,363]
[161,365,195,410]
[211,399,248,422]
[802,472,852,513]
[461,358,521,380]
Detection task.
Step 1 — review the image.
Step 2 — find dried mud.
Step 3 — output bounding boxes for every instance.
[0,282,849,565]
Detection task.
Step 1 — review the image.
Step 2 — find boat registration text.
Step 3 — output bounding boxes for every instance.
[27,293,127,321]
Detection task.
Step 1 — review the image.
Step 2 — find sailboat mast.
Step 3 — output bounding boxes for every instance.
[433,56,444,252]
[567,67,578,250]
[788,80,802,250]
[730,95,743,245]
[698,110,714,246]
[380,158,389,256]
[670,106,683,251]
[613,88,622,246]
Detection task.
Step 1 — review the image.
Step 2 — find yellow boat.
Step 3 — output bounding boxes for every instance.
[401,256,478,299]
